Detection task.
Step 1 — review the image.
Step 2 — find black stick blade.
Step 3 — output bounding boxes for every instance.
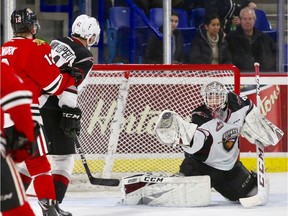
[89,178,120,186]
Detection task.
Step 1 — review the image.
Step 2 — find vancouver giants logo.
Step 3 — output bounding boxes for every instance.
[222,128,238,151]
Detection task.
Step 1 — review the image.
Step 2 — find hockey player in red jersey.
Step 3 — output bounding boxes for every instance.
[155,81,283,203]
[0,61,37,216]
[39,14,101,216]
[1,8,83,216]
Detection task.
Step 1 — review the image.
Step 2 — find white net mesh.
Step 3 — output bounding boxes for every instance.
[70,64,240,190]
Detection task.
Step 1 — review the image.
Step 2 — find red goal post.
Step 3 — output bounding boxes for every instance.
[72,64,240,185]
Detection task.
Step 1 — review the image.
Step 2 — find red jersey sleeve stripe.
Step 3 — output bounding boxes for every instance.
[1,90,32,111]
[43,74,63,95]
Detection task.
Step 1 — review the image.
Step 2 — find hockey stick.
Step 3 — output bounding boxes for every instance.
[239,62,268,207]
[72,131,120,186]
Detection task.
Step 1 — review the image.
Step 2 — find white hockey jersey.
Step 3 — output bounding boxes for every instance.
[182,92,253,171]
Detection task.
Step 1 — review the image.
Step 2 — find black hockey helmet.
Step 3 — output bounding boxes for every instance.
[11,8,40,35]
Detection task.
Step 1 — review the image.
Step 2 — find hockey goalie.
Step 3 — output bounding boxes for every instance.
[122,81,283,207]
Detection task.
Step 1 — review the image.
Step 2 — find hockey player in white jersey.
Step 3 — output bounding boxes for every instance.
[154,81,283,203]
[41,15,101,216]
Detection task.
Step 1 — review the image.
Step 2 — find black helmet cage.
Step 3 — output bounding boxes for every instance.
[11,8,40,35]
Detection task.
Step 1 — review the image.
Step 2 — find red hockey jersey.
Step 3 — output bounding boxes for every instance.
[0,61,34,143]
[1,37,75,105]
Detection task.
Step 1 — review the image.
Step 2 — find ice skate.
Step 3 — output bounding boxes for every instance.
[38,198,60,216]
[55,203,72,216]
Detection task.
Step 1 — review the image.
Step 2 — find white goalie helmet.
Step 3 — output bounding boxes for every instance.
[201,81,228,113]
[72,14,101,46]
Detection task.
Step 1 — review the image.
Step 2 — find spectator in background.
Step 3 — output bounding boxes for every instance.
[205,0,257,34]
[189,13,232,64]
[174,0,205,12]
[132,0,150,15]
[144,11,184,64]
[226,7,276,72]
[149,0,185,10]
[132,0,185,15]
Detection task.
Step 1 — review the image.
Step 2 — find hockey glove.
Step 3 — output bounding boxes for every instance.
[155,110,197,147]
[6,121,40,163]
[60,65,84,86]
[60,105,82,138]
[241,106,284,146]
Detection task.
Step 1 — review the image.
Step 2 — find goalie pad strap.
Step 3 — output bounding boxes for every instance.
[122,174,211,207]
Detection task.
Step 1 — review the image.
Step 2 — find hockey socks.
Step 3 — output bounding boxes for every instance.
[24,155,56,200]
[34,174,56,200]
[53,174,69,203]
[19,172,32,190]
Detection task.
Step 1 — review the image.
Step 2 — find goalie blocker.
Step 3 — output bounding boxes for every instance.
[240,106,284,147]
[121,173,211,207]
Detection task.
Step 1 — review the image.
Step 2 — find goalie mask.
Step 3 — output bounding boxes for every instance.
[71,14,101,47]
[11,8,40,35]
[201,81,228,114]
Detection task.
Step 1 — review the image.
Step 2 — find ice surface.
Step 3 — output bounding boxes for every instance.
[28,173,288,216]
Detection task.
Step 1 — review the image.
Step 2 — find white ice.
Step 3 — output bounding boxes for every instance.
[28,173,288,216]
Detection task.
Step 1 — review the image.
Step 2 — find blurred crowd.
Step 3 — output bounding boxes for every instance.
[107,0,278,73]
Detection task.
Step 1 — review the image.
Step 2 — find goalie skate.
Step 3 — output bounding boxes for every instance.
[155,110,197,147]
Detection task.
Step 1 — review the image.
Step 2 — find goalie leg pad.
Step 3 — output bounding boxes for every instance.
[121,174,211,207]
[155,110,197,147]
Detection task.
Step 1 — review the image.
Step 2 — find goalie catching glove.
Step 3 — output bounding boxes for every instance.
[60,65,84,86]
[155,110,197,147]
[241,106,284,146]
[60,105,82,138]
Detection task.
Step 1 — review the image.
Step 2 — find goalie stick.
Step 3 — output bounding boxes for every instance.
[239,62,268,207]
[72,131,120,186]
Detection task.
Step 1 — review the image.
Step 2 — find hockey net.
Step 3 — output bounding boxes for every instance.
[70,64,240,190]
